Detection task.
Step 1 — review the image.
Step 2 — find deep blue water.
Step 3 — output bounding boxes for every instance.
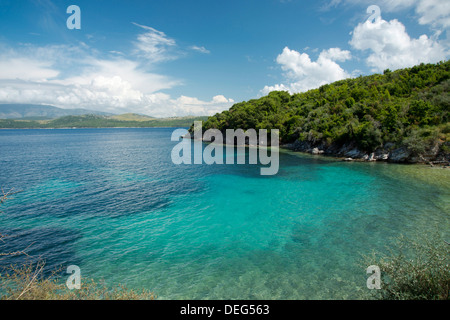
[0,128,448,299]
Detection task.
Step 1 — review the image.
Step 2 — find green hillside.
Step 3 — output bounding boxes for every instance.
[0,114,208,128]
[109,113,156,121]
[196,61,449,163]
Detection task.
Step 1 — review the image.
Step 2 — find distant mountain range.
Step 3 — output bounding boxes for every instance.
[0,104,114,119]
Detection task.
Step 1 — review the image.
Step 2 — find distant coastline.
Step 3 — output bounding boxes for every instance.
[0,113,208,129]
[0,126,189,129]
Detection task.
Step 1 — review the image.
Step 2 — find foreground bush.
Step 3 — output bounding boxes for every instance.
[0,262,156,300]
[363,233,449,300]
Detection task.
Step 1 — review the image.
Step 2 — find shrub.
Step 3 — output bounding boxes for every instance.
[0,262,156,300]
[363,233,449,300]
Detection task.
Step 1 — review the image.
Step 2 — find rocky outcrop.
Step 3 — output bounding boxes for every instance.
[281,140,448,165]
[388,147,411,163]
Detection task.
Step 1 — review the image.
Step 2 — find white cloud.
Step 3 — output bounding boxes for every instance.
[349,16,447,72]
[212,95,234,104]
[0,43,233,117]
[189,45,211,54]
[0,57,59,81]
[372,0,417,12]
[416,0,450,28]
[132,22,177,63]
[128,94,234,118]
[327,0,417,12]
[63,58,179,93]
[0,76,233,117]
[320,47,352,61]
[328,0,450,29]
[261,47,351,94]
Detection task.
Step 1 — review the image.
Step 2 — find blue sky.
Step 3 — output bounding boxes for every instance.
[0,0,448,117]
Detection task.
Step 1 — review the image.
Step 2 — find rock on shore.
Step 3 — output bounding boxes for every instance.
[281,140,449,165]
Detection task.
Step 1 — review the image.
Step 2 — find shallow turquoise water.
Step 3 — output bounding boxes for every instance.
[0,128,448,299]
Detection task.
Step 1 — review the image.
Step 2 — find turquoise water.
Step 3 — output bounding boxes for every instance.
[0,128,448,299]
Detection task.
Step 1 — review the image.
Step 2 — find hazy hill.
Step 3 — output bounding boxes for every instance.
[109,113,156,121]
[0,114,208,128]
[0,104,114,119]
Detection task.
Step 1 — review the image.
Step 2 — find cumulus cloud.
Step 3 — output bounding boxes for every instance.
[0,43,234,117]
[349,15,447,72]
[0,20,237,118]
[320,47,352,61]
[62,58,179,94]
[122,94,234,118]
[262,0,449,95]
[261,47,351,94]
[0,74,233,117]
[212,95,234,104]
[416,0,450,29]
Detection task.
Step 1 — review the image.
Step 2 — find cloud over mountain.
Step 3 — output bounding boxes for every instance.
[0,23,234,117]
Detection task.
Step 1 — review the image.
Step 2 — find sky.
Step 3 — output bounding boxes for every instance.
[0,0,448,117]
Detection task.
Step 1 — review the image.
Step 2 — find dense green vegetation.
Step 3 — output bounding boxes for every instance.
[197,61,449,159]
[0,114,208,129]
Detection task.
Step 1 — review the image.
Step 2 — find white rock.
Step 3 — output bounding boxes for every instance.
[312,147,324,155]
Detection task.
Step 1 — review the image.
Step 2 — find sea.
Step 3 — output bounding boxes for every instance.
[0,128,448,299]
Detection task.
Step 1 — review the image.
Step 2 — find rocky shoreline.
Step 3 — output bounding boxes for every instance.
[184,129,449,167]
[281,140,450,166]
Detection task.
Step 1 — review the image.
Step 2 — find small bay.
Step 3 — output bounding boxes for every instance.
[0,128,448,299]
